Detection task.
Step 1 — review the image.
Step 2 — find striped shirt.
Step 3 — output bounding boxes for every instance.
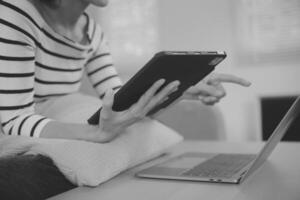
[0,0,122,137]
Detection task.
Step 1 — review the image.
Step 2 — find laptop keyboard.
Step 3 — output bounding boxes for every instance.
[182,154,256,179]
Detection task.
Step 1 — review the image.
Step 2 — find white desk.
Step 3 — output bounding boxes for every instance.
[50,141,300,200]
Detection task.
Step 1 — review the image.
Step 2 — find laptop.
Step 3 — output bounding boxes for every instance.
[136,96,300,184]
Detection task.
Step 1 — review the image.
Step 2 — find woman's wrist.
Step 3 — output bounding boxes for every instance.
[78,124,100,142]
[85,124,122,143]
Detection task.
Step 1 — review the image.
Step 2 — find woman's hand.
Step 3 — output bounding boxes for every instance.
[182,73,251,105]
[94,79,180,142]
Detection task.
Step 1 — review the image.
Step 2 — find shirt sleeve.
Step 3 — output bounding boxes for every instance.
[0,11,52,137]
[84,27,123,99]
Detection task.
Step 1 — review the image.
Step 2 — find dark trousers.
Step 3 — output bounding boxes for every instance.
[0,154,76,200]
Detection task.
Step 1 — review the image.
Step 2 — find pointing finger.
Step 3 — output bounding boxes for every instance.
[207,73,251,87]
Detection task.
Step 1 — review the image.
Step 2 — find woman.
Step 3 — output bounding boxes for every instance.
[0,0,250,199]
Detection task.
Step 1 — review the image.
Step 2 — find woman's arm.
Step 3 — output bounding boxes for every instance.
[84,21,123,99]
[40,121,99,142]
[0,11,53,137]
[40,79,180,143]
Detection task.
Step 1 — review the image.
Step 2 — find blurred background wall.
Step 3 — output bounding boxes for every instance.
[83,0,300,141]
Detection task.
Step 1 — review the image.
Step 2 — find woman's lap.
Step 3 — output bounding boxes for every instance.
[0,154,76,200]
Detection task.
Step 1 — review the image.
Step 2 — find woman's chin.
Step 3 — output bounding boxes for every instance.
[90,0,109,7]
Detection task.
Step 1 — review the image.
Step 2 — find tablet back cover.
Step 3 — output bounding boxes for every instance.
[88,51,226,124]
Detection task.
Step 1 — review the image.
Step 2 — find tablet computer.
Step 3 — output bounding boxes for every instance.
[87,51,226,125]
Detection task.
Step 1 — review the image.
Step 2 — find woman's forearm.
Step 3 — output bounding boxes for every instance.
[40,121,99,142]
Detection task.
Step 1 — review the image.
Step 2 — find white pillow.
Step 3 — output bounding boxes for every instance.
[25,119,183,186]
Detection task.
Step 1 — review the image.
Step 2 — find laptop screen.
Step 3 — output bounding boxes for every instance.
[261,96,300,141]
[242,96,300,181]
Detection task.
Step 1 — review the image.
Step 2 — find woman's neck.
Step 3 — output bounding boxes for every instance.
[32,0,89,30]
[30,0,90,43]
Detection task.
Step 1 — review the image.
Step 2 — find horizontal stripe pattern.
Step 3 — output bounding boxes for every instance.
[0,72,34,77]
[0,0,88,52]
[35,77,82,85]
[34,93,68,98]
[0,101,34,110]
[0,19,86,60]
[0,0,122,137]
[0,37,30,46]
[93,75,119,88]
[0,54,34,61]
[36,62,82,72]
[86,53,110,64]
[0,88,34,94]
[87,64,113,76]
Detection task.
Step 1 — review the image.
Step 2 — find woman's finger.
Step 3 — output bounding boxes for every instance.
[192,83,225,98]
[210,83,226,98]
[135,79,165,108]
[201,96,219,105]
[128,79,165,116]
[207,73,251,87]
[143,80,180,114]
